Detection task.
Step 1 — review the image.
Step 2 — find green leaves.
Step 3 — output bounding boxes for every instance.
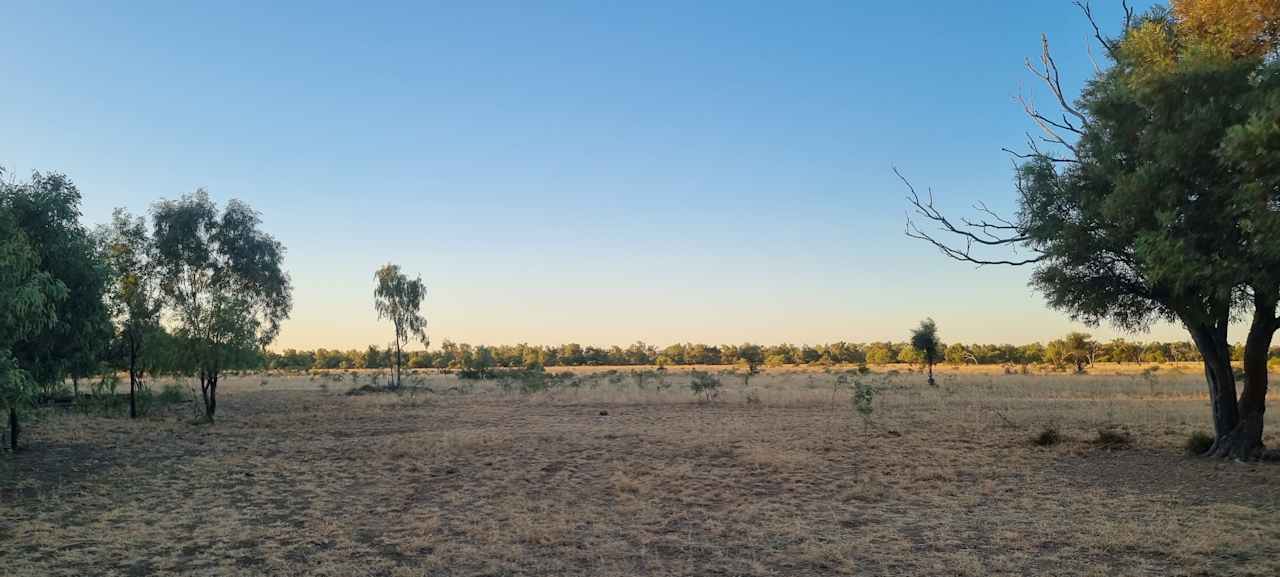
[151,190,292,400]
[373,263,428,348]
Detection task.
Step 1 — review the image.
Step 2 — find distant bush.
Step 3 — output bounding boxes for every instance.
[1032,425,1061,447]
[1185,431,1214,455]
[1093,427,1132,449]
[689,370,722,402]
[851,379,877,431]
[157,382,188,404]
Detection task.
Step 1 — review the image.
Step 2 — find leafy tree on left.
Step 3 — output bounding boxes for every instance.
[2,171,109,450]
[97,209,163,419]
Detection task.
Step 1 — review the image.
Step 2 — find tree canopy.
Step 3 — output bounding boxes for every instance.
[152,190,292,420]
[373,263,428,389]
[904,0,1280,458]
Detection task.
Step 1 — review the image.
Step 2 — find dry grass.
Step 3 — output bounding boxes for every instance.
[3,368,1279,576]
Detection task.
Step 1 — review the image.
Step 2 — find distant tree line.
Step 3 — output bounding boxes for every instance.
[264,335,1280,372]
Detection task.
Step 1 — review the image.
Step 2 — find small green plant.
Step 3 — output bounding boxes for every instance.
[1185,431,1214,455]
[1032,425,1061,447]
[689,370,721,402]
[851,379,877,431]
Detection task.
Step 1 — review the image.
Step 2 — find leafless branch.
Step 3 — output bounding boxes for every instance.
[1074,1,1119,60]
[1025,35,1088,128]
[897,167,1045,267]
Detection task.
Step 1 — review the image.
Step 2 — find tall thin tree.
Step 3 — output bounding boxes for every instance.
[374,264,427,389]
[98,209,162,419]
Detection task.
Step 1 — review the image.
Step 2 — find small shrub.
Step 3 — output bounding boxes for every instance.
[1093,427,1132,449]
[1032,425,1061,447]
[157,382,188,404]
[689,370,722,402]
[851,380,877,431]
[1185,431,1214,455]
[632,369,656,390]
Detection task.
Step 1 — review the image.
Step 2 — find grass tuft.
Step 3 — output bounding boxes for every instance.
[1032,425,1061,447]
[1185,431,1214,455]
[1093,427,1133,449]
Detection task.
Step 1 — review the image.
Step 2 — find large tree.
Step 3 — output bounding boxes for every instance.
[904,0,1280,458]
[373,263,427,389]
[2,172,112,396]
[152,190,292,421]
[0,199,66,451]
[97,209,163,419]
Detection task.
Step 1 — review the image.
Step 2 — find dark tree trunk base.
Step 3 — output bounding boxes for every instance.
[1204,413,1266,461]
[8,406,19,452]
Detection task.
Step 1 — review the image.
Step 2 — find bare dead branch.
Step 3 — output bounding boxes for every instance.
[1026,35,1088,129]
[1074,1,1119,60]
[896,168,1045,267]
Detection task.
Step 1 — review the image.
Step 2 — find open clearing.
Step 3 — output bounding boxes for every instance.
[3,367,1280,576]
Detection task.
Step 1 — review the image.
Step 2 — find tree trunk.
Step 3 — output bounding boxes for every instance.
[205,372,218,422]
[129,344,138,419]
[927,361,935,386]
[395,342,402,390]
[8,406,18,452]
[1207,297,1276,460]
[1189,321,1239,444]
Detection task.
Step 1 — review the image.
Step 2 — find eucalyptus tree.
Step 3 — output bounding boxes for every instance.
[903,0,1280,458]
[97,209,163,419]
[2,172,111,396]
[0,202,65,450]
[152,190,292,421]
[373,264,427,389]
[1062,332,1096,374]
[910,318,941,386]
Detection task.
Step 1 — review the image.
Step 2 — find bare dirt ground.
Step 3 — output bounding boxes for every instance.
[3,367,1279,576]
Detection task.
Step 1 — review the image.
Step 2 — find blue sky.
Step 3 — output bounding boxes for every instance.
[1,1,1181,350]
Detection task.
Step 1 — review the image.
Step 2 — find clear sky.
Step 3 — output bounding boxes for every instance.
[2,1,1183,350]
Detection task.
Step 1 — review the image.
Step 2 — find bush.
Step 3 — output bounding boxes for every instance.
[1032,425,1061,447]
[689,370,721,401]
[156,382,186,404]
[1093,427,1132,449]
[851,379,877,430]
[1185,431,1214,455]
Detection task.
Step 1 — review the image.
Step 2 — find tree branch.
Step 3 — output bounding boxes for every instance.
[897,168,1045,267]
[1074,1,1123,61]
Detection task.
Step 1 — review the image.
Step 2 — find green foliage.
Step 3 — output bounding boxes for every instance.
[688,370,722,402]
[3,172,111,393]
[373,263,427,388]
[151,190,292,420]
[97,208,164,417]
[851,379,877,430]
[910,318,941,385]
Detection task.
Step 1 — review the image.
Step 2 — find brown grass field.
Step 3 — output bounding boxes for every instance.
[3,364,1280,576]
